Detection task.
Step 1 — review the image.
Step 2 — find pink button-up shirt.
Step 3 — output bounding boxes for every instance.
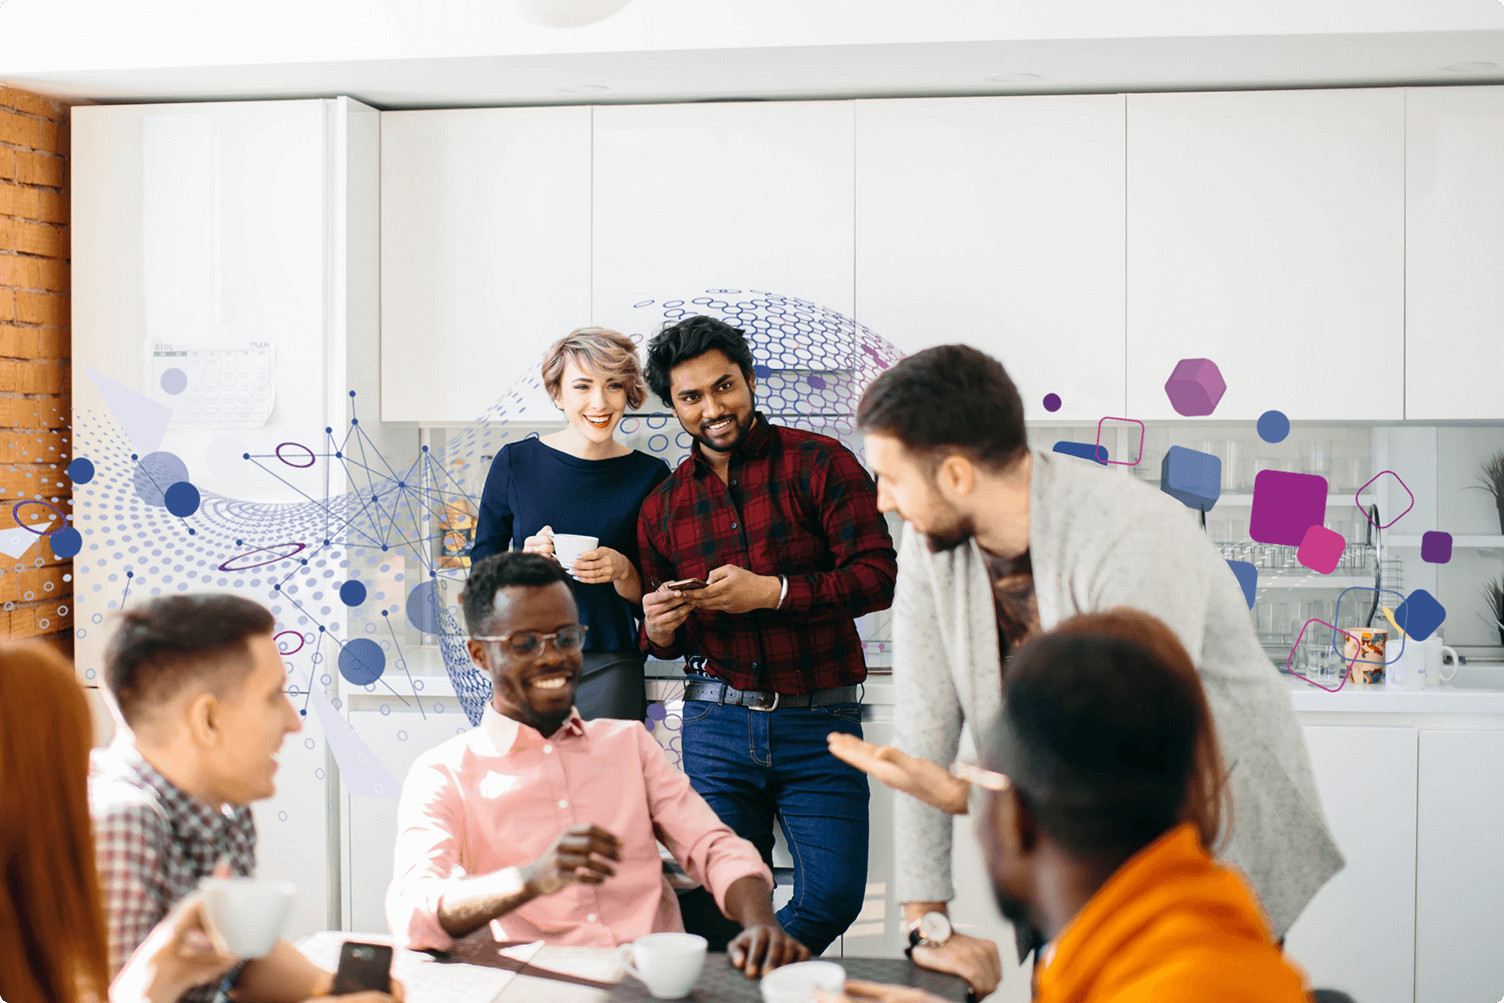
[387,704,772,950]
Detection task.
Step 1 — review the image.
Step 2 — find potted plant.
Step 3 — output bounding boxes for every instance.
[1479,450,1504,535]
[1486,578,1504,648]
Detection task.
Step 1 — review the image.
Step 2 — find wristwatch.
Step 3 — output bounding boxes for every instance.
[905,911,954,955]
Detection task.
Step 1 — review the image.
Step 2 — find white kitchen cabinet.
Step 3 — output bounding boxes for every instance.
[855,95,1126,422]
[1282,725,1418,1003]
[73,97,392,938]
[1126,89,1405,421]
[1416,729,1504,1003]
[380,107,592,423]
[592,102,855,358]
[1405,86,1504,420]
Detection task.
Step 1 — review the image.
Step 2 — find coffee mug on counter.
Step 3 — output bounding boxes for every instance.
[617,933,707,999]
[1342,628,1388,686]
[198,878,296,958]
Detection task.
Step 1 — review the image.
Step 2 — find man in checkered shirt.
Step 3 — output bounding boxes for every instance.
[89,595,341,1003]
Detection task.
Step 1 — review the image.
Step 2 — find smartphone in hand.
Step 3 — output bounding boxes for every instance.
[664,578,709,591]
[333,941,392,995]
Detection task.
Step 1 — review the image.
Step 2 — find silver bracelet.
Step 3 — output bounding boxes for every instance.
[775,575,789,610]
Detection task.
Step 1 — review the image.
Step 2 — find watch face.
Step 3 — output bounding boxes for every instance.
[918,911,952,943]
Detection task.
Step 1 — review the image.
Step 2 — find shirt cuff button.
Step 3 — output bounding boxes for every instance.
[558,799,569,808]
[587,913,598,923]
[543,744,553,754]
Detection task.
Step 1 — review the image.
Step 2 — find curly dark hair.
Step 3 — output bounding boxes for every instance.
[644,315,757,407]
[460,551,572,636]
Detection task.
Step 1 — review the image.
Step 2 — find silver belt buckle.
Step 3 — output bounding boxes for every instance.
[748,691,780,712]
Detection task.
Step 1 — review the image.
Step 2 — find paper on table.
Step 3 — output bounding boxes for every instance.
[295,931,544,1003]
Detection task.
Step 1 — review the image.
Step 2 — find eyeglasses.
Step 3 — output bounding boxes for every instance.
[949,759,1012,792]
[472,625,589,658]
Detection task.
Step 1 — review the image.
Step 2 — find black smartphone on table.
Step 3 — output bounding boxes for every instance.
[332,941,393,995]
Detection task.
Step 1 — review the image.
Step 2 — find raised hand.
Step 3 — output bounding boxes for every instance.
[520,824,624,897]
[826,734,971,815]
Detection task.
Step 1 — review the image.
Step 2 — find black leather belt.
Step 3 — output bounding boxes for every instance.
[682,678,860,711]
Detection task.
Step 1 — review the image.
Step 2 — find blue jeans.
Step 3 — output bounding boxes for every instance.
[679,696,869,955]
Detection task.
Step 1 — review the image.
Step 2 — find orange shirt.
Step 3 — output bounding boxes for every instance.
[1036,825,1309,1003]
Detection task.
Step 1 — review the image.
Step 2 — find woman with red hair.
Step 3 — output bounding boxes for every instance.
[0,640,237,1003]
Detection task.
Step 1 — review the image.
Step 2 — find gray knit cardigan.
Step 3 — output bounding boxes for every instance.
[891,449,1343,936]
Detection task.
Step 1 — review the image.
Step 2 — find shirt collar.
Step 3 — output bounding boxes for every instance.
[690,411,772,476]
[482,702,587,753]
[117,740,239,835]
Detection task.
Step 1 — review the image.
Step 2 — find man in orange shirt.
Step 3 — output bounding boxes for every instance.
[821,627,1309,1003]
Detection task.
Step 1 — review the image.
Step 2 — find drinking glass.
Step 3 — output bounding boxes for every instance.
[1300,439,1333,478]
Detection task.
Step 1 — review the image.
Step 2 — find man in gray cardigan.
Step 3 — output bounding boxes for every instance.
[850,344,1342,989]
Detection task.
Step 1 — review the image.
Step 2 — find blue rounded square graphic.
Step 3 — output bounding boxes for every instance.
[1394,588,1447,643]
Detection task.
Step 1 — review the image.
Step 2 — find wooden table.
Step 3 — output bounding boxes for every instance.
[299,931,970,1003]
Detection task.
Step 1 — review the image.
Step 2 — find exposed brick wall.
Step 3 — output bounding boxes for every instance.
[0,86,72,653]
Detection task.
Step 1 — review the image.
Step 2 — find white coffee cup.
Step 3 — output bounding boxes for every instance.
[616,932,707,999]
[1415,635,1461,687]
[1386,639,1426,690]
[552,534,598,576]
[198,878,296,958]
[759,960,846,1003]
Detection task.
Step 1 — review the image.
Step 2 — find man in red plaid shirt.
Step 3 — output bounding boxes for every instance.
[637,316,897,955]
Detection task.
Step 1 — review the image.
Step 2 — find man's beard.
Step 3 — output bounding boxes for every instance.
[924,509,976,553]
[688,408,756,454]
[992,877,1033,929]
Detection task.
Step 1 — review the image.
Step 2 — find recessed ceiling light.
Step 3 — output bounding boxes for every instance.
[984,72,1041,83]
[557,83,610,93]
[1438,61,1498,73]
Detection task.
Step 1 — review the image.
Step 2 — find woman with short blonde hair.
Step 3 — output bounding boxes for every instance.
[471,327,671,720]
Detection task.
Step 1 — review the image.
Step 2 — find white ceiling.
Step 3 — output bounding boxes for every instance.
[3,0,1504,108]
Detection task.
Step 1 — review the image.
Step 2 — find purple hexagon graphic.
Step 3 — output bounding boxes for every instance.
[1164,358,1227,417]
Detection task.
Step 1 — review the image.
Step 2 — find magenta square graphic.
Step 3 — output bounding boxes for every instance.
[1094,416,1145,466]
[1420,531,1453,564]
[1249,470,1329,546]
[1356,470,1415,530]
[1297,525,1346,575]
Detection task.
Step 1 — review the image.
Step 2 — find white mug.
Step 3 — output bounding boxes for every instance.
[1386,640,1427,690]
[552,533,598,576]
[198,878,296,958]
[616,932,707,999]
[759,960,847,1003]
[1417,635,1461,686]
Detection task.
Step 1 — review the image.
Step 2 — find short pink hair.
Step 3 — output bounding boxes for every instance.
[541,328,648,410]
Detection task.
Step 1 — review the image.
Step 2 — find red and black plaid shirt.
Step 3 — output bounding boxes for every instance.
[637,414,897,693]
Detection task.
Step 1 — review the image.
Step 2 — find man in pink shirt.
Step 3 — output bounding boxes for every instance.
[386,551,809,977]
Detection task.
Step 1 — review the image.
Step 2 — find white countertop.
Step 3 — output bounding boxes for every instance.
[1286,664,1504,716]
